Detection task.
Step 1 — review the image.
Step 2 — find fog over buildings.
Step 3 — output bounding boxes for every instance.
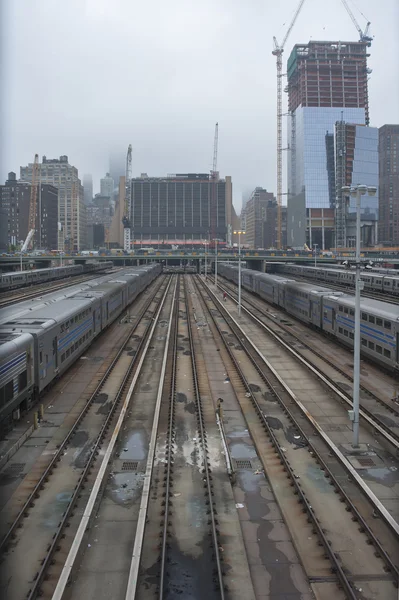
[1,0,399,211]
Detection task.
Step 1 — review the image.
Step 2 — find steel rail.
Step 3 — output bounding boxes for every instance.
[52,276,175,600]
[26,277,170,600]
[185,276,225,599]
[213,277,399,449]
[195,276,399,593]
[0,276,167,555]
[219,277,399,417]
[158,275,180,599]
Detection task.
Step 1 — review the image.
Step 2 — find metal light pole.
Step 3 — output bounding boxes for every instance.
[204,241,208,279]
[342,184,377,447]
[234,230,245,316]
[313,243,318,268]
[20,240,24,272]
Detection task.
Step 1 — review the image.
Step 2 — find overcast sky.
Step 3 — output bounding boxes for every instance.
[1,0,398,210]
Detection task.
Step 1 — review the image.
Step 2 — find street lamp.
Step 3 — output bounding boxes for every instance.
[19,240,24,272]
[214,239,219,288]
[204,240,208,279]
[233,230,246,316]
[341,184,377,447]
[313,243,318,268]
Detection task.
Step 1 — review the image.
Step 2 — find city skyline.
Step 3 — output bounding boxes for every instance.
[1,0,398,211]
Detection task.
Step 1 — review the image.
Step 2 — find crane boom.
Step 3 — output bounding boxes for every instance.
[123,144,132,251]
[340,0,372,42]
[25,153,40,250]
[212,122,218,174]
[272,0,306,250]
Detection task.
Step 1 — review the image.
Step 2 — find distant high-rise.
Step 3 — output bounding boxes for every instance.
[130,173,232,245]
[378,125,399,245]
[109,151,126,191]
[287,40,370,248]
[100,172,114,201]
[0,172,58,249]
[244,187,275,249]
[21,155,86,251]
[83,174,93,206]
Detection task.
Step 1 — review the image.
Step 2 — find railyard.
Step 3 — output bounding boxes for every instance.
[0,269,398,600]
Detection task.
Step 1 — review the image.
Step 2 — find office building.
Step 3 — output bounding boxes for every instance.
[244,187,275,249]
[83,174,93,206]
[262,199,287,249]
[86,224,105,249]
[109,151,125,191]
[287,40,370,248]
[130,173,232,246]
[378,125,399,246]
[0,172,58,249]
[0,210,7,251]
[335,122,378,248]
[100,172,114,201]
[21,155,86,251]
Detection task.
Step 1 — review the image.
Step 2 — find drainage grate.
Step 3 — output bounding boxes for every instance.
[3,463,25,475]
[357,457,376,468]
[121,461,139,472]
[234,459,252,470]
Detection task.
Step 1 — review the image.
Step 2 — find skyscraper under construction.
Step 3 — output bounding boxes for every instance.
[286,40,371,249]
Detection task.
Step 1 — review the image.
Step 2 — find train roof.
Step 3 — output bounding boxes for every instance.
[284,279,335,295]
[325,294,399,320]
[0,331,32,350]
[0,297,95,331]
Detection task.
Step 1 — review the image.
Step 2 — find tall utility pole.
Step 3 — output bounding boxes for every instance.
[210,123,219,247]
[272,0,305,250]
[123,144,132,252]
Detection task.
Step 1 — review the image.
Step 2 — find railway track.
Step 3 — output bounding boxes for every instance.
[213,276,399,451]
[193,275,399,599]
[0,276,170,599]
[0,270,117,308]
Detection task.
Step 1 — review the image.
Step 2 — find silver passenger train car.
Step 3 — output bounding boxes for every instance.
[218,263,399,373]
[0,263,161,436]
[0,261,114,292]
[274,264,399,296]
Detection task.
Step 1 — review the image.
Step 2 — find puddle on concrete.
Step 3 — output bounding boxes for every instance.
[69,430,89,448]
[93,392,108,404]
[184,402,196,415]
[141,383,152,392]
[266,416,284,431]
[42,491,72,529]
[238,470,262,494]
[107,472,145,505]
[176,392,187,403]
[361,467,399,486]
[373,413,398,428]
[305,464,332,493]
[120,430,147,461]
[229,441,257,460]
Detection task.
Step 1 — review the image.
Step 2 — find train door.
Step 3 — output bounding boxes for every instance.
[53,337,58,370]
[309,299,313,321]
[93,311,96,334]
[397,333,399,365]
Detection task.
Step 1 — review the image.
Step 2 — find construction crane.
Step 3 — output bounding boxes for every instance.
[210,122,219,247]
[123,144,132,252]
[340,0,372,43]
[272,0,306,250]
[21,154,39,252]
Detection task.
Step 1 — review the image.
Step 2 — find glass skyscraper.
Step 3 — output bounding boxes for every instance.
[286,40,371,249]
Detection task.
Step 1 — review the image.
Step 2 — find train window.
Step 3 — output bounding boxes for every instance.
[349,309,354,316]
[339,306,343,312]
[376,345,383,354]
[344,330,348,337]
[61,353,65,362]
[39,351,43,363]
[66,349,70,358]
[369,316,375,324]
[61,324,65,333]
[368,341,374,350]
[4,380,14,403]
[384,321,391,330]
[361,313,367,321]
[18,370,27,391]
[349,332,354,339]
[376,318,383,327]
[66,321,69,328]
[344,307,348,314]
[361,338,367,346]
[384,349,391,358]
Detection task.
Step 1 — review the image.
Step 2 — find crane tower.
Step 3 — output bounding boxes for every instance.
[123,144,132,252]
[210,122,219,246]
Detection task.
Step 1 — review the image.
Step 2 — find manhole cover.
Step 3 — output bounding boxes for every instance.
[234,459,252,470]
[121,461,139,471]
[357,457,376,468]
[3,463,25,475]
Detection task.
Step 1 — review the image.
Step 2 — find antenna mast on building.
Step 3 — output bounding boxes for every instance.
[272,0,305,250]
[123,144,132,252]
[210,122,219,246]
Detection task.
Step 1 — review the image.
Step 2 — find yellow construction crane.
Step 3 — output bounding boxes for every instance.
[272,0,305,250]
[22,153,39,252]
